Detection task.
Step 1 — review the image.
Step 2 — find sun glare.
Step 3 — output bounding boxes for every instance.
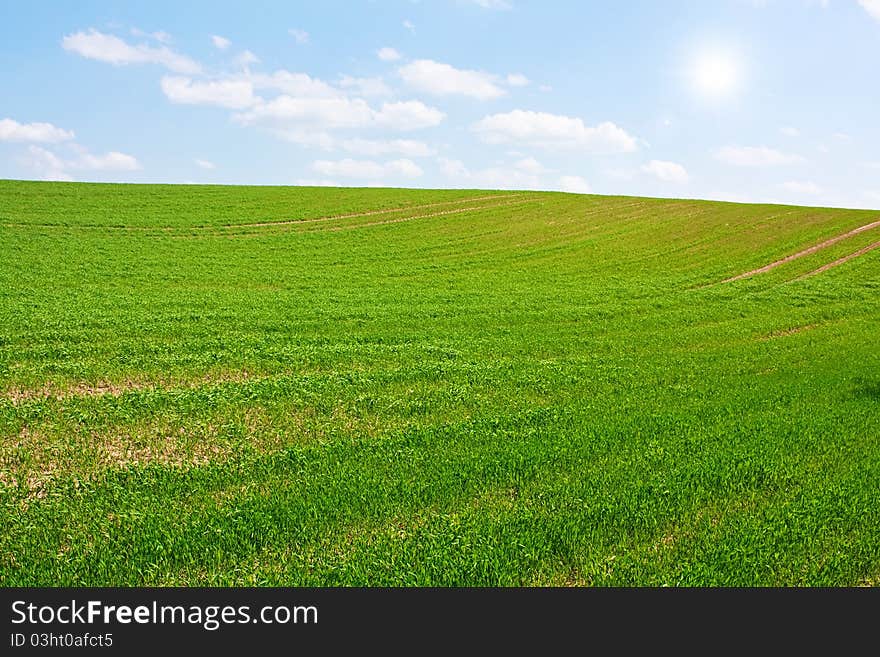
[691,49,742,100]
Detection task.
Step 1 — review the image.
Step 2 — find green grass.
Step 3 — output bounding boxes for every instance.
[1,179,878,586]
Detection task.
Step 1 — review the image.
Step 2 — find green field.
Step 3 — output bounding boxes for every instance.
[1,179,878,586]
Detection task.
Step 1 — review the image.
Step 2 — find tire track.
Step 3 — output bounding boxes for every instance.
[222,193,523,229]
[0,194,521,232]
[720,218,880,283]
[320,198,539,232]
[795,239,880,280]
[206,198,541,239]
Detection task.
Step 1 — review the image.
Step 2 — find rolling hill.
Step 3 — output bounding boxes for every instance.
[1,179,878,585]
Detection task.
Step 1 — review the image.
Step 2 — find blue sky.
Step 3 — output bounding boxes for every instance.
[2,0,879,208]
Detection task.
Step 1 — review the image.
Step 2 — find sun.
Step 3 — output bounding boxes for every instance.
[690,49,742,100]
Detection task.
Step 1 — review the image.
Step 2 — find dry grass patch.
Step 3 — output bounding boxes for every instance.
[758,324,819,341]
[1,401,396,505]
[0,369,265,406]
[0,426,62,503]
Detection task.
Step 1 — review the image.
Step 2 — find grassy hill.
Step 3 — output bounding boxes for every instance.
[1,179,878,585]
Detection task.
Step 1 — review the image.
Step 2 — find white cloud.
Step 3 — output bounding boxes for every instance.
[235,50,260,69]
[211,35,231,50]
[558,175,592,194]
[275,130,337,150]
[145,46,442,150]
[250,70,339,98]
[513,157,545,174]
[131,28,172,44]
[377,47,402,62]
[161,76,259,109]
[161,68,336,113]
[236,97,443,132]
[472,110,638,153]
[373,101,445,130]
[388,159,423,178]
[858,0,880,22]
[338,75,391,97]
[437,157,544,190]
[438,157,470,178]
[833,131,852,141]
[780,180,823,195]
[340,138,435,157]
[24,144,140,180]
[289,28,310,44]
[403,20,415,32]
[195,158,216,169]
[0,118,74,143]
[312,158,423,179]
[714,145,805,166]
[780,126,800,137]
[399,59,505,100]
[238,96,374,129]
[466,0,512,8]
[72,149,140,171]
[22,146,72,180]
[641,159,690,184]
[61,29,201,74]
[506,73,529,87]
[279,132,435,157]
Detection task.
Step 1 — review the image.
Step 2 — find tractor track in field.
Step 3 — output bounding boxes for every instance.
[337,198,539,230]
[240,198,540,235]
[176,197,542,239]
[220,193,524,229]
[0,194,522,232]
[795,238,880,280]
[720,218,880,283]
